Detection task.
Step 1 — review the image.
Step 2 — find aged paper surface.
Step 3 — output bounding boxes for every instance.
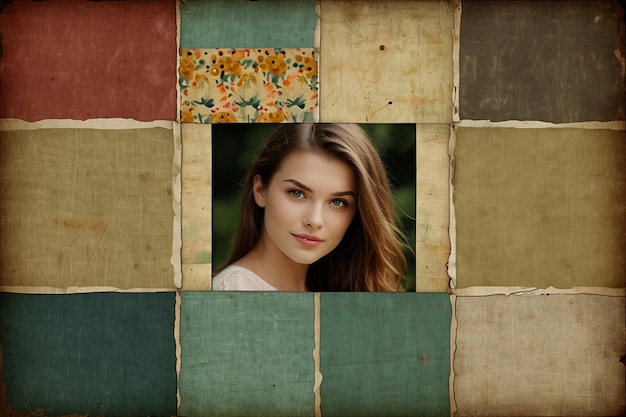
[0,0,177,122]
[1,292,177,416]
[453,127,626,289]
[319,1,454,123]
[454,294,626,416]
[458,0,625,123]
[0,127,175,290]
[179,292,315,416]
[179,0,318,48]
[180,123,212,290]
[417,124,451,292]
[320,293,451,416]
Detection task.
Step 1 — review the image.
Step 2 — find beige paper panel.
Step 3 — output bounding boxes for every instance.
[454,294,626,416]
[180,123,212,291]
[0,128,175,290]
[417,124,451,292]
[319,1,454,123]
[453,127,626,289]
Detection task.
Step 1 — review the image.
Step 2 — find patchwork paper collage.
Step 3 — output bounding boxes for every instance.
[0,1,624,416]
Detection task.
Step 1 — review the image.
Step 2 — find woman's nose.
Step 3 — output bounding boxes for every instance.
[303,204,323,229]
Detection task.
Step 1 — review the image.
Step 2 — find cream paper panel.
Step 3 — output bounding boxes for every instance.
[453,294,626,416]
[319,0,454,123]
[180,123,212,290]
[0,125,176,291]
[417,124,451,292]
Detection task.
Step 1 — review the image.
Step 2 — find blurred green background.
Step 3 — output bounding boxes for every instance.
[212,124,416,291]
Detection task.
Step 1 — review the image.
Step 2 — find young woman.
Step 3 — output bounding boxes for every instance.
[212,124,409,292]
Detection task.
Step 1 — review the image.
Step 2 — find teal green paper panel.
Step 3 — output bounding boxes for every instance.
[320,293,451,417]
[179,292,315,416]
[180,0,317,48]
[0,292,177,416]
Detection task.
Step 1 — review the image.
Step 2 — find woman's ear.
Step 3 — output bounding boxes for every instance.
[252,174,266,207]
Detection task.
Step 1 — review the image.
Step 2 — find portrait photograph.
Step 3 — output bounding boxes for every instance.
[211,123,416,291]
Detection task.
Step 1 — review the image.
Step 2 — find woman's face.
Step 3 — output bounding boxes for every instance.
[253,149,358,265]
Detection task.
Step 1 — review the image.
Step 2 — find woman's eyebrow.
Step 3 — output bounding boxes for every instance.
[283,179,313,192]
[283,179,356,198]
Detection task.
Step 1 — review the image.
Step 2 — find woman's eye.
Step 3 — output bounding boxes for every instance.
[288,189,305,198]
[331,199,348,207]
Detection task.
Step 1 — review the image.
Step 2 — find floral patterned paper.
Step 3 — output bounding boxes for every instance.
[179,48,318,123]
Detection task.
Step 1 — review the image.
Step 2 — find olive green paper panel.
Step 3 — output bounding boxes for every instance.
[320,293,451,417]
[319,1,454,123]
[179,0,317,49]
[179,292,315,417]
[453,127,626,288]
[0,128,175,289]
[454,294,626,416]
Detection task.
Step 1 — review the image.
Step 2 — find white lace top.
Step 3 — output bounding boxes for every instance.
[212,265,278,291]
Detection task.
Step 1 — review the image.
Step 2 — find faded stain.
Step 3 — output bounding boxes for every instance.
[56,217,107,232]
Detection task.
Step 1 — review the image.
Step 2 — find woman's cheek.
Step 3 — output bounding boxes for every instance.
[270,194,299,225]
[329,209,355,238]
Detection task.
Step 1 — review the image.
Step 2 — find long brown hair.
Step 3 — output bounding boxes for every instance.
[216,124,408,291]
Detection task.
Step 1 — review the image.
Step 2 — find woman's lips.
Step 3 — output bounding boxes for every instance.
[292,233,323,247]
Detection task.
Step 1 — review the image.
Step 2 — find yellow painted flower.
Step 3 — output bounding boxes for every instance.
[211,111,237,123]
[256,108,286,123]
[231,49,247,61]
[209,56,243,77]
[181,108,195,123]
[191,73,209,89]
[300,55,317,78]
[260,53,287,77]
[179,54,195,79]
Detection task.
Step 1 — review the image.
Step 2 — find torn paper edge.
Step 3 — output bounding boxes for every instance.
[313,292,323,417]
[452,0,461,124]
[448,0,461,293]
[172,122,183,289]
[446,119,624,298]
[176,0,182,123]
[175,4,183,414]
[446,119,624,292]
[455,119,626,130]
[0,286,177,294]
[0,118,174,131]
[175,290,182,412]
[447,124,457,289]
[452,286,626,297]
[314,0,321,123]
[414,126,420,291]
[449,294,458,417]
[0,119,183,290]
[208,126,213,290]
